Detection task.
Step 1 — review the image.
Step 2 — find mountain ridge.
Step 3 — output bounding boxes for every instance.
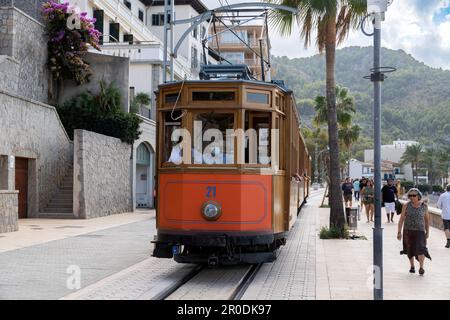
[271,46,450,152]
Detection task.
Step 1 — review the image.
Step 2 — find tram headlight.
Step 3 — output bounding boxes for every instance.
[201,201,222,221]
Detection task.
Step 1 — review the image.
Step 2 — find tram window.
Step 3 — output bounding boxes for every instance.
[163,111,182,165]
[192,91,235,101]
[244,112,271,165]
[193,112,234,164]
[247,92,269,104]
[165,93,179,104]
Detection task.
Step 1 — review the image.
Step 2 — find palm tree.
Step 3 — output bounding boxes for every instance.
[422,148,439,187]
[437,147,450,186]
[400,144,424,186]
[339,124,361,160]
[313,86,356,128]
[314,86,359,191]
[272,0,367,234]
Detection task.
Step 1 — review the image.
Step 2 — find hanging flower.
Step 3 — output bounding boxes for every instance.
[41,1,102,85]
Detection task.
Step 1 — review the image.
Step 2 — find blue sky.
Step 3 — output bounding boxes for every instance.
[433,6,450,23]
[203,0,450,70]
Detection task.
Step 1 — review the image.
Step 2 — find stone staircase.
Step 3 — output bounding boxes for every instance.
[40,166,75,218]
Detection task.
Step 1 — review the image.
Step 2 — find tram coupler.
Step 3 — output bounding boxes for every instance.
[207,255,219,268]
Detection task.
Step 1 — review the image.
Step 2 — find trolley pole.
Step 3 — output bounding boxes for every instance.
[372,12,383,301]
[163,0,170,83]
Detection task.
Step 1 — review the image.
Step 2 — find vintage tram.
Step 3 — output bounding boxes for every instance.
[152,65,311,266]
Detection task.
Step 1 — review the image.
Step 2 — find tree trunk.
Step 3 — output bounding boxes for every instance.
[415,162,418,186]
[325,17,345,232]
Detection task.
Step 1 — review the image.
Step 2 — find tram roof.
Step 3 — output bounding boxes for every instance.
[157,79,293,94]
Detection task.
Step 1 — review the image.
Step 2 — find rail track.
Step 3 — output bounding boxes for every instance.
[159,263,263,300]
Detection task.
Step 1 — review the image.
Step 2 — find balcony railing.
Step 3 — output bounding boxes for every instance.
[99,41,194,80]
[94,0,160,43]
[210,38,269,49]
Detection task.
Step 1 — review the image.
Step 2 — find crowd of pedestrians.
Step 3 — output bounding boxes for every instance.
[340,177,450,276]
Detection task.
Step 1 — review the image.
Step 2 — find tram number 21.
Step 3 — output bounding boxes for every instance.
[206,186,217,198]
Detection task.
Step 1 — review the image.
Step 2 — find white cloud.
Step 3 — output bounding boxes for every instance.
[201,0,450,69]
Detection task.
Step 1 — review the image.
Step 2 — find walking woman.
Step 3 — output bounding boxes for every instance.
[397,188,431,275]
[361,180,375,222]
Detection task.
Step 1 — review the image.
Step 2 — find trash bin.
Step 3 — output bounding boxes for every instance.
[345,207,358,230]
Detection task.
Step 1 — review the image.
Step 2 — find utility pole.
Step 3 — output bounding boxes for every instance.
[372,12,383,301]
[314,143,318,184]
[163,0,169,83]
[362,0,395,301]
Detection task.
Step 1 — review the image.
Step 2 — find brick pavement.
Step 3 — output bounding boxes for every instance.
[242,192,321,300]
[316,193,450,300]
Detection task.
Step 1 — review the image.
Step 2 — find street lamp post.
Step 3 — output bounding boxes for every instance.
[314,144,319,184]
[362,0,395,301]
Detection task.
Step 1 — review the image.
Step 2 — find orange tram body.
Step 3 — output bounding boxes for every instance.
[152,72,311,266]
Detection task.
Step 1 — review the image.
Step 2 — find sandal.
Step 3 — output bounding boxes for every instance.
[419,268,425,276]
[409,267,415,273]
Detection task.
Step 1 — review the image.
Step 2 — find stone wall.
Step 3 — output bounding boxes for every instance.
[0,55,19,93]
[0,6,48,103]
[58,53,130,112]
[0,0,45,22]
[0,90,73,215]
[74,130,132,219]
[0,191,18,233]
[428,207,444,230]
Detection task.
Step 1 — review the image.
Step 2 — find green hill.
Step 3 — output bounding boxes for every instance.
[271,46,450,153]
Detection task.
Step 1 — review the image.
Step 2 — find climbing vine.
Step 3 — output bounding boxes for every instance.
[41,1,102,84]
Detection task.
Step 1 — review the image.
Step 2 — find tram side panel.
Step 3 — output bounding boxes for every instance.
[157,173,272,234]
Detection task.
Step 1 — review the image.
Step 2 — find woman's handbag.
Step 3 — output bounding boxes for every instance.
[395,200,402,215]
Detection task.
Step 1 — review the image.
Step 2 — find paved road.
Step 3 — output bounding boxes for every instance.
[2,189,449,300]
[0,218,154,299]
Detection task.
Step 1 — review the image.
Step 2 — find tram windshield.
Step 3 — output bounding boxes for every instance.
[162,110,274,167]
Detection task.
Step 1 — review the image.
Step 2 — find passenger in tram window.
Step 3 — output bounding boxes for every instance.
[195,112,234,165]
[167,136,183,165]
[163,111,182,164]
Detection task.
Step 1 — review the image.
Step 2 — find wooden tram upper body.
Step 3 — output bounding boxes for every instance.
[152,76,311,266]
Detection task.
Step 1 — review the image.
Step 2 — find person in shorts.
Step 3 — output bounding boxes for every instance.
[381,178,398,223]
[342,177,354,208]
[437,184,450,248]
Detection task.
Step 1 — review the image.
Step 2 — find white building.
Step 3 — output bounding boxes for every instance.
[65,0,212,209]
[67,0,211,117]
[348,159,403,181]
[363,140,428,183]
[146,0,209,73]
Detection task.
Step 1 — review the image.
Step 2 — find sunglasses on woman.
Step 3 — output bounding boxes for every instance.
[408,194,418,198]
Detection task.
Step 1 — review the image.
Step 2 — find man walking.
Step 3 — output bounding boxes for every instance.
[381,178,398,223]
[437,184,450,248]
[342,177,354,208]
